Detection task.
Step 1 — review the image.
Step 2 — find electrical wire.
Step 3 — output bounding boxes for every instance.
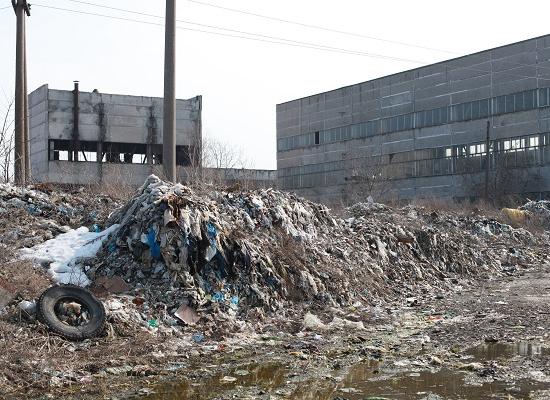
[32,2,550,82]
[31,3,427,63]
[60,0,550,77]
[59,0,428,63]
[183,0,458,55]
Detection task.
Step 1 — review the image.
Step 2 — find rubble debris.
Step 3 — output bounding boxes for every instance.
[83,175,547,335]
[519,200,550,225]
[94,276,131,294]
[0,183,121,251]
[17,299,36,315]
[174,304,200,325]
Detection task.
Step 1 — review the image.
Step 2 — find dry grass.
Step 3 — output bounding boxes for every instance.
[0,308,167,398]
[0,249,51,300]
[86,181,137,203]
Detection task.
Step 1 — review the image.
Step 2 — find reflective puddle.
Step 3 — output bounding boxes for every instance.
[465,341,548,360]
[293,362,547,400]
[144,362,289,399]
[144,342,549,399]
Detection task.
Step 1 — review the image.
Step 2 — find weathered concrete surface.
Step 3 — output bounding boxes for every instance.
[277,34,550,204]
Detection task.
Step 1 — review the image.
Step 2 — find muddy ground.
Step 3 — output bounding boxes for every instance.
[4,262,546,400]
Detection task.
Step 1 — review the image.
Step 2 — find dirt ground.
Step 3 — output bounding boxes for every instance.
[1,262,546,399]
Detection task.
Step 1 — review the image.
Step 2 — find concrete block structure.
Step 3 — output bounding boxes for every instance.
[29,83,202,186]
[277,34,550,204]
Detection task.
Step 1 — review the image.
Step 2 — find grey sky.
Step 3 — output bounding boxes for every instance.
[1,0,550,169]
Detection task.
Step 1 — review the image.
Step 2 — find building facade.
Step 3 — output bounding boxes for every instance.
[29,83,202,186]
[277,34,550,204]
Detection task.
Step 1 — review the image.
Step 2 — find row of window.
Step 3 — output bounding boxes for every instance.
[278,87,550,152]
[279,133,549,189]
[48,139,195,166]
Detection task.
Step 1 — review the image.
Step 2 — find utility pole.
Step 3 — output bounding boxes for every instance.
[13,0,31,185]
[23,23,30,181]
[484,120,490,201]
[162,0,176,182]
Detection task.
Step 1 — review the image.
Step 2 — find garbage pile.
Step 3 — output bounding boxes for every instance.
[89,176,548,334]
[0,183,120,252]
[519,200,550,226]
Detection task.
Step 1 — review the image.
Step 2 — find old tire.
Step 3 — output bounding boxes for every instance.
[36,285,106,340]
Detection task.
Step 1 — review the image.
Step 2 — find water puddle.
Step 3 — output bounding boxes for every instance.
[293,363,546,399]
[465,341,548,360]
[144,342,549,399]
[144,362,289,399]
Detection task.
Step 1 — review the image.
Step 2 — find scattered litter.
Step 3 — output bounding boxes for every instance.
[174,304,200,325]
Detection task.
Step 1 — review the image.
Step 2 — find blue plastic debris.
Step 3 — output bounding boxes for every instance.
[147,228,161,259]
[212,292,224,302]
[206,223,217,240]
[92,224,101,233]
[230,296,239,305]
[108,242,117,253]
[89,211,99,221]
[205,223,218,261]
[192,333,204,343]
[26,204,40,215]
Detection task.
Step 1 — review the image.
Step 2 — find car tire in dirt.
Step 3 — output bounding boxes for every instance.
[36,285,106,340]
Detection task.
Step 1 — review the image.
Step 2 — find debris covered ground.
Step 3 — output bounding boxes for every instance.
[0,176,548,399]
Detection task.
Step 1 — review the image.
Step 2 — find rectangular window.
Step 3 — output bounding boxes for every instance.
[511,139,521,149]
[496,96,506,114]
[425,109,434,126]
[404,113,413,129]
[471,101,480,119]
[480,99,489,118]
[360,123,368,137]
[514,92,525,111]
[540,88,549,107]
[505,94,515,113]
[382,118,391,133]
[525,90,535,110]
[464,102,472,120]
[452,104,463,122]
[390,116,398,132]
[416,110,425,127]
[314,131,320,145]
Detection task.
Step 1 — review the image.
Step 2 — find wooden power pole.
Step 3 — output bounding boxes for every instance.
[13,0,30,185]
[162,0,176,182]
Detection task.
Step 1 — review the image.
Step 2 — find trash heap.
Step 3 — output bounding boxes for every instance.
[519,200,550,226]
[91,176,548,332]
[0,183,119,252]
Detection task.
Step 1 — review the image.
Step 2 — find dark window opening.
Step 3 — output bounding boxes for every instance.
[48,140,193,166]
[314,131,320,145]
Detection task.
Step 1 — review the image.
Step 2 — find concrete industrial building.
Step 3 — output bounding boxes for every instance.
[28,83,202,186]
[277,34,550,204]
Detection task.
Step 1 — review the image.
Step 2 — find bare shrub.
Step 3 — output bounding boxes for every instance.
[0,98,14,183]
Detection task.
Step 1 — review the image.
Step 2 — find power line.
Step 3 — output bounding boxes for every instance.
[0,6,12,10]
[32,3,550,81]
[32,3,427,63]
[183,0,458,55]
[183,0,550,77]
[60,0,427,63]
[60,0,550,77]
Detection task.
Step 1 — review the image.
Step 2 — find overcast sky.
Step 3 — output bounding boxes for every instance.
[1,0,550,169]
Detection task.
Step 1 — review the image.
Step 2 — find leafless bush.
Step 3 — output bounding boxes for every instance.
[186,134,253,189]
[342,152,392,205]
[0,98,14,183]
